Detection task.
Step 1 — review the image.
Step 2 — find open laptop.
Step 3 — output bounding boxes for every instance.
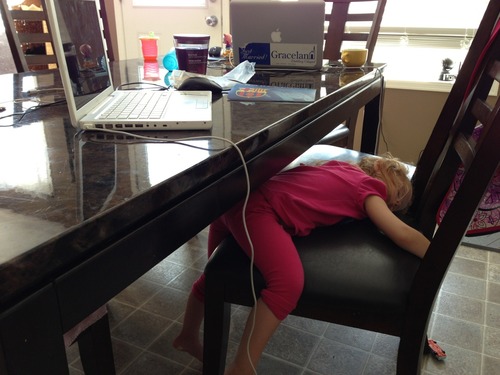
[230,0,325,70]
[44,0,212,131]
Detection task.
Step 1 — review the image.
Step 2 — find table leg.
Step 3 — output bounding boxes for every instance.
[360,79,383,154]
[0,285,69,374]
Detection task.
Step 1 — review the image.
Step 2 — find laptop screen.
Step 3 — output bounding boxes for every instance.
[230,0,325,70]
[49,0,111,110]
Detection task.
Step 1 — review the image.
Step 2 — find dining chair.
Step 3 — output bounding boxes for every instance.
[323,0,387,64]
[201,0,500,374]
[0,0,57,72]
[317,0,387,147]
[99,0,117,61]
[0,0,116,72]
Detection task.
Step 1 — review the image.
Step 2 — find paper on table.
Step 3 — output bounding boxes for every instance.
[227,84,316,102]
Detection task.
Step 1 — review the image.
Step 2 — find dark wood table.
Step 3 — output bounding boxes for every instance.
[0,60,384,373]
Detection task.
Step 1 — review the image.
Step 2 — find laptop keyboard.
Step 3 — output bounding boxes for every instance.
[100,91,170,120]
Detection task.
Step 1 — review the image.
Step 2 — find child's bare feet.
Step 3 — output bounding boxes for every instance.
[173,335,203,362]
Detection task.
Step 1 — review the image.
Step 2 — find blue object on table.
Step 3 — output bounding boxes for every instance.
[163,49,178,71]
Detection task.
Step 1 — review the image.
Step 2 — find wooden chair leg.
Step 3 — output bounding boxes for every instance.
[77,313,115,375]
[203,278,232,375]
[397,331,426,375]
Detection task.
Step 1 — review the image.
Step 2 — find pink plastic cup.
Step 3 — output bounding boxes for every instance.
[173,34,210,74]
[140,36,159,61]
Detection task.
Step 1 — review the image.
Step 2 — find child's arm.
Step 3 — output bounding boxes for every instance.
[364,195,430,258]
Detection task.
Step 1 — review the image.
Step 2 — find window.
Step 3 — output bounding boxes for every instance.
[380,0,489,81]
[339,0,490,82]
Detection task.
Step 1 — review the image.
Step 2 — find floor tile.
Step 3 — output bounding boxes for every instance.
[142,260,187,286]
[141,286,189,320]
[487,281,500,304]
[111,338,143,373]
[431,314,483,353]
[490,251,500,264]
[167,267,204,293]
[363,354,397,375]
[456,245,489,262]
[65,229,498,375]
[440,272,487,300]
[121,351,186,375]
[488,263,500,283]
[307,338,369,375]
[324,323,377,352]
[107,299,136,328]
[282,314,328,336]
[486,301,500,329]
[449,256,487,279]
[370,333,399,360]
[148,321,198,367]
[437,291,485,324]
[265,323,321,366]
[423,343,482,375]
[256,355,303,375]
[483,327,500,359]
[113,278,162,307]
[112,309,172,349]
[482,355,500,375]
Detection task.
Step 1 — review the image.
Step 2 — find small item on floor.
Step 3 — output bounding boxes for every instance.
[425,339,447,360]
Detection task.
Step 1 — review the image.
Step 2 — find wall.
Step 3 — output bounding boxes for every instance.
[378,87,447,164]
[376,83,499,165]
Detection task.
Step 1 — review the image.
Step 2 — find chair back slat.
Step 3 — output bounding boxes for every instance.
[323,0,387,63]
[471,98,493,125]
[493,60,500,80]
[0,0,57,71]
[10,9,46,21]
[410,0,500,212]
[342,34,371,42]
[414,36,500,237]
[346,13,377,22]
[453,133,476,169]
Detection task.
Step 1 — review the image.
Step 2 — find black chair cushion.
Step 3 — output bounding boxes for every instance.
[205,219,421,316]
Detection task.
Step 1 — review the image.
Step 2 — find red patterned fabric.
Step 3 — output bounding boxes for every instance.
[437,126,500,236]
[437,20,500,236]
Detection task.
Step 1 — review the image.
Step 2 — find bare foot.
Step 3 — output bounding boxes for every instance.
[173,335,203,362]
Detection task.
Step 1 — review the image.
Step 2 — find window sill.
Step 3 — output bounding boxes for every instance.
[385,76,499,95]
[385,79,454,93]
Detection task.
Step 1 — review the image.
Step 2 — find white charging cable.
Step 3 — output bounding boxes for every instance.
[86,128,259,373]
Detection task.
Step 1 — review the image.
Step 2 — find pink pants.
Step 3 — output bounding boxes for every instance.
[192,190,304,320]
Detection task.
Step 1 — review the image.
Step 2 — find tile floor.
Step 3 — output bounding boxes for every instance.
[66,228,500,375]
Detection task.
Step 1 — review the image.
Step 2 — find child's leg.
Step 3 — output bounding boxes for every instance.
[227,191,304,321]
[173,218,230,360]
[172,292,204,361]
[223,192,304,372]
[225,299,280,375]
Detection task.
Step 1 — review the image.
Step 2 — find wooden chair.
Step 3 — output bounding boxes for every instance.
[0,0,116,72]
[201,0,500,374]
[0,0,57,72]
[324,0,387,64]
[318,0,387,147]
[99,0,118,61]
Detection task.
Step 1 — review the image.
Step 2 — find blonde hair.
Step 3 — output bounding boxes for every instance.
[358,154,413,212]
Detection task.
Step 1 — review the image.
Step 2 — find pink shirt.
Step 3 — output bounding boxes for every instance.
[258,160,387,236]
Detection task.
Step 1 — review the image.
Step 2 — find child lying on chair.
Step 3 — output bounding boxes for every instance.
[174,154,430,375]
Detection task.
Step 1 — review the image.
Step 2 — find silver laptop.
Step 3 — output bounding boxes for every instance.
[230,0,325,70]
[44,0,212,131]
